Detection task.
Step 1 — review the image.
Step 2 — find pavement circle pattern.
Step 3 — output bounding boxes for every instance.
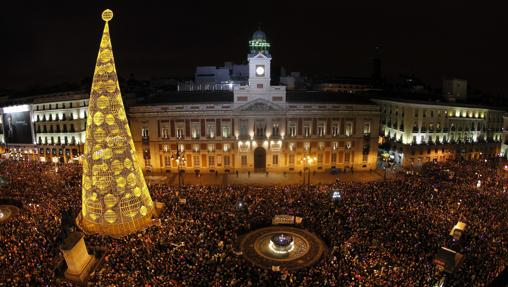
[0,205,19,223]
[240,226,326,270]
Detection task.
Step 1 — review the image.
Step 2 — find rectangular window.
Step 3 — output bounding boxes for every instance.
[208,156,215,167]
[331,124,338,136]
[317,154,323,165]
[255,121,265,137]
[303,124,310,137]
[288,123,297,137]
[331,152,337,163]
[222,126,231,138]
[164,155,171,167]
[363,122,371,134]
[345,122,353,136]
[272,123,279,137]
[191,123,200,139]
[161,128,169,139]
[272,154,279,166]
[241,155,248,166]
[193,155,200,167]
[223,143,230,152]
[289,154,295,165]
[224,156,230,166]
[317,124,325,136]
[240,120,249,137]
[176,127,184,139]
[207,124,215,138]
[141,128,149,137]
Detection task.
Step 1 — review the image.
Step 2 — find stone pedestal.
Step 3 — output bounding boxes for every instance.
[61,232,96,284]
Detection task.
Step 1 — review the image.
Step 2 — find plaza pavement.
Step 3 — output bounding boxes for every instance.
[145,168,398,186]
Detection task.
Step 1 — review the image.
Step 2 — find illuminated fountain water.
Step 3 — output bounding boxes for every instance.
[269,233,295,254]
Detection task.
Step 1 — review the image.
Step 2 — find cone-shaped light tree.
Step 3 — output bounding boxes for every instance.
[78,9,154,237]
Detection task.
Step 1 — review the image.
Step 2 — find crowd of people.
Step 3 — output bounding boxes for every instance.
[0,159,507,286]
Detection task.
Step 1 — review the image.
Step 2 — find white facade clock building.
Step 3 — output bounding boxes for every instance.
[128,29,380,173]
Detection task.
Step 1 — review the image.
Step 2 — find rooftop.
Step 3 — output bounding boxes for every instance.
[373,96,506,112]
[133,90,376,106]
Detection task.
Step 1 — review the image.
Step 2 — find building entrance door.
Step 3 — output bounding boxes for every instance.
[254,147,266,172]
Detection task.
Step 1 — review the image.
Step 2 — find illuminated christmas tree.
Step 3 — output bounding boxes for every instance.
[77,9,154,236]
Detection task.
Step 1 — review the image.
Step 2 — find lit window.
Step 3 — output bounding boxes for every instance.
[272,154,279,165]
[161,128,169,139]
[331,124,338,136]
[317,123,325,136]
[207,124,215,138]
[345,122,353,137]
[363,122,371,134]
[141,128,149,137]
[288,123,296,137]
[222,126,231,138]
[303,124,310,137]
[176,127,184,139]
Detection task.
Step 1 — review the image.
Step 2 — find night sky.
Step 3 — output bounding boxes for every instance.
[2,1,508,95]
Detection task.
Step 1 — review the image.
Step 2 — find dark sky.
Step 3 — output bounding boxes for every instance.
[2,1,508,95]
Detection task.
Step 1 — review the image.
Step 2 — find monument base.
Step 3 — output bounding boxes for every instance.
[61,232,98,285]
[64,256,97,284]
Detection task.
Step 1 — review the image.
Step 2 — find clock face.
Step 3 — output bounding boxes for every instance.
[256,66,265,76]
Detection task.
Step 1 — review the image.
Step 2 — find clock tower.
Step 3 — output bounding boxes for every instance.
[234,27,285,105]
[248,29,271,89]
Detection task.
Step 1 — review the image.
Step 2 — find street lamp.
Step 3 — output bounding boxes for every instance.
[382,152,390,180]
[301,153,317,191]
[171,137,186,197]
[52,156,59,173]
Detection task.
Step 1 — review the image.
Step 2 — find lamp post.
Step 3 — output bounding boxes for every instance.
[171,136,186,196]
[301,153,317,191]
[52,156,59,173]
[382,152,390,180]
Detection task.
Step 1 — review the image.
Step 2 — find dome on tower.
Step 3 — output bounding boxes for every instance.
[252,30,266,41]
[249,26,271,56]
